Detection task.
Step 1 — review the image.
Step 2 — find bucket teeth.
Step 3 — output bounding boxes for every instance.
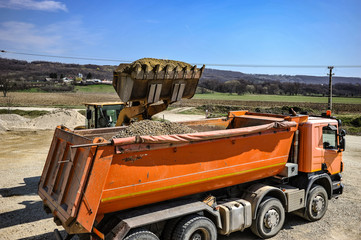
[119,58,204,80]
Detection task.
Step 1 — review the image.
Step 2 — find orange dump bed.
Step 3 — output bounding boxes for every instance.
[38,112,302,234]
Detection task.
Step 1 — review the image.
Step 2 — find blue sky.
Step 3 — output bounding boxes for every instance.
[0,0,360,77]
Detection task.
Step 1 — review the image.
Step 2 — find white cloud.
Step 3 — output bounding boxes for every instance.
[0,21,60,50]
[0,0,67,12]
[0,20,100,54]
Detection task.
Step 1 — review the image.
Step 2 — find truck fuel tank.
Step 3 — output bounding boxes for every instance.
[217,199,252,235]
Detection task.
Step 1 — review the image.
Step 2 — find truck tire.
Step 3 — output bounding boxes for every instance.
[161,217,181,240]
[251,197,285,239]
[172,214,217,240]
[77,233,91,240]
[304,185,328,221]
[123,228,159,240]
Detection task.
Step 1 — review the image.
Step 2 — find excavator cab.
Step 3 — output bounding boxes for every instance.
[85,102,125,128]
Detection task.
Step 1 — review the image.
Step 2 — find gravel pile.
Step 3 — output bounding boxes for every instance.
[113,120,197,138]
[0,114,31,131]
[0,109,85,131]
[28,109,85,129]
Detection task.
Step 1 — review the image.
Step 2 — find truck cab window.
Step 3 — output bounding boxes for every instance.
[322,126,337,149]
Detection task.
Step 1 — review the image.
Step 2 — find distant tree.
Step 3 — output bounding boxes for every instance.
[0,77,12,97]
[245,85,255,94]
[268,83,280,95]
[60,73,64,79]
[49,73,57,79]
[87,72,92,79]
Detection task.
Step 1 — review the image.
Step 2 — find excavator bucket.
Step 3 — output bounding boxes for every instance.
[113,58,205,104]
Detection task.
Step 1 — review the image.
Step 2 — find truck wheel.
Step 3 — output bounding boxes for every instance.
[172,214,217,240]
[123,228,159,240]
[251,197,285,239]
[161,217,181,240]
[304,185,328,221]
[77,233,91,240]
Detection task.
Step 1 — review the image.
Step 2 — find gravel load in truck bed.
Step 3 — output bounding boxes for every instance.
[113,120,197,139]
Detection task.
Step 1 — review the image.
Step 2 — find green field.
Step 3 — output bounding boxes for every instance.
[75,84,115,93]
[17,85,361,104]
[193,93,361,104]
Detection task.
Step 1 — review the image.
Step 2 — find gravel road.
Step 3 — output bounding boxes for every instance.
[0,117,360,239]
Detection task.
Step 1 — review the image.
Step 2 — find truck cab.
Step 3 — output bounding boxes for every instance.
[299,116,346,175]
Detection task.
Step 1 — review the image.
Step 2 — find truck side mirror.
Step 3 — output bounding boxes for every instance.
[86,109,92,120]
[340,129,346,137]
[338,129,346,152]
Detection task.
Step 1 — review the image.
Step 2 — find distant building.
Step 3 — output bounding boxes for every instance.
[102,79,112,85]
[62,77,73,83]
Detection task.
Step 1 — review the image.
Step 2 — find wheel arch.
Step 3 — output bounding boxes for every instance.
[306,174,332,200]
[242,183,287,220]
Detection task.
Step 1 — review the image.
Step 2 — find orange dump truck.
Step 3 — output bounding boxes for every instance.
[38,111,345,240]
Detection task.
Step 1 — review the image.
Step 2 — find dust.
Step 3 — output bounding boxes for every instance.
[113,120,197,139]
[0,109,85,131]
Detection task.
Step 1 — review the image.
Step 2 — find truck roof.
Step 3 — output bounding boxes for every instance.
[306,116,338,125]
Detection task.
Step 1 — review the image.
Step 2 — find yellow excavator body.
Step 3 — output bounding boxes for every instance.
[83,58,205,128]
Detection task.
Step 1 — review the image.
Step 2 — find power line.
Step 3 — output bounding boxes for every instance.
[0,50,132,63]
[1,49,361,68]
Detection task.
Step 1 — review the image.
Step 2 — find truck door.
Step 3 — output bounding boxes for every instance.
[321,124,342,174]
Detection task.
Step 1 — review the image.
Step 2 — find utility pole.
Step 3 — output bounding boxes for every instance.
[327,66,334,110]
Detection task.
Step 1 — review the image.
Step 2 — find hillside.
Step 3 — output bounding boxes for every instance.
[0,58,114,80]
[1,58,361,85]
[202,68,361,85]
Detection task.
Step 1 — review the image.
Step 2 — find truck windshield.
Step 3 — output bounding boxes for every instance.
[322,127,337,149]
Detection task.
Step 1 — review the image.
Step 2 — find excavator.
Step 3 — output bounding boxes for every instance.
[83,58,205,128]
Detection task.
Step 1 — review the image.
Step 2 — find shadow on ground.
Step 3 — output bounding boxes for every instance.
[0,200,51,229]
[0,176,51,229]
[0,176,40,197]
[18,230,68,240]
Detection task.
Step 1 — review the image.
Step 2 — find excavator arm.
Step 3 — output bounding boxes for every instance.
[82,58,205,129]
[112,58,205,125]
[115,101,169,125]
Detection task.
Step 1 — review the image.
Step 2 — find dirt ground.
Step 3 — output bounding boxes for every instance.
[0,112,360,240]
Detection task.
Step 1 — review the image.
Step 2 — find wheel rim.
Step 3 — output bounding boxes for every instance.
[312,195,325,216]
[190,229,209,240]
[263,209,280,229]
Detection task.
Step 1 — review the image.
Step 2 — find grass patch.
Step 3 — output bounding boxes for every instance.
[194,93,361,104]
[177,109,205,115]
[75,85,115,93]
[0,109,48,118]
[17,88,46,93]
[50,105,86,109]
[335,115,361,135]
[78,109,86,116]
